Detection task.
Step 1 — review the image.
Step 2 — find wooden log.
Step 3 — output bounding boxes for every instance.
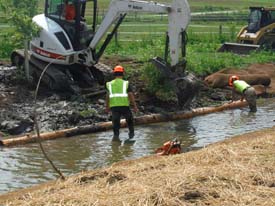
[204,73,271,88]
[82,90,106,98]
[0,101,247,147]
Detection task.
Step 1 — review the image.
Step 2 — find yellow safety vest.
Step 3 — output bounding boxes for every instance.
[233,80,250,93]
[106,79,129,107]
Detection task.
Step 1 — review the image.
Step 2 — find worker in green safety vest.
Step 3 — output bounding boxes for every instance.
[105,65,139,142]
[229,75,257,112]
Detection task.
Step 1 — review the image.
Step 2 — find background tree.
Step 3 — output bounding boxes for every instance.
[0,0,40,81]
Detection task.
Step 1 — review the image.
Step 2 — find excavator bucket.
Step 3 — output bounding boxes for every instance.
[151,57,200,109]
[218,42,261,54]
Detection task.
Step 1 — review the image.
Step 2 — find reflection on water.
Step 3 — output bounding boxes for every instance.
[191,99,274,147]
[0,98,274,194]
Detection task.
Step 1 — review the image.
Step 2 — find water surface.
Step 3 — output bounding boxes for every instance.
[0,98,274,194]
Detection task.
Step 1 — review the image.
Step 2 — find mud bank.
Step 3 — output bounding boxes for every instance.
[0,126,274,205]
[0,63,223,137]
[0,100,247,146]
[1,61,274,138]
[0,65,136,136]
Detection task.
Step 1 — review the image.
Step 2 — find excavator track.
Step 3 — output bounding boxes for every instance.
[11,50,76,92]
[11,50,113,95]
[90,62,113,85]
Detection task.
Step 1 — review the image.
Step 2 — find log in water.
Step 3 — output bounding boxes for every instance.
[0,101,247,147]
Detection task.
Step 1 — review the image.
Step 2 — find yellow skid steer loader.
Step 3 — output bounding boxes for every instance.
[218,7,275,54]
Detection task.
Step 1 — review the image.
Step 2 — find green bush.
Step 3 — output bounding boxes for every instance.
[0,32,21,59]
[79,108,97,118]
[141,63,177,102]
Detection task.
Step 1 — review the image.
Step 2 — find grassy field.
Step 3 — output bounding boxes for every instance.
[102,0,274,11]
[96,0,275,10]
[6,0,275,16]
[190,0,274,11]
[1,0,274,76]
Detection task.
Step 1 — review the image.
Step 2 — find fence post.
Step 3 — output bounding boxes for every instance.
[24,39,30,82]
[219,24,222,37]
[96,8,99,25]
[102,9,105,21]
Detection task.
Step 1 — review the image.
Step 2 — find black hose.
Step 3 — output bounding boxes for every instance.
[33,56,66,180]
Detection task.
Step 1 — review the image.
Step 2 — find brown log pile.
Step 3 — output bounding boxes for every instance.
[204,63,275,95]
[204,73,271,88]
[0,101,247,147]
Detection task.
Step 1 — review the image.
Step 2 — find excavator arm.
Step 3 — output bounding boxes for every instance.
[84,0,190,68]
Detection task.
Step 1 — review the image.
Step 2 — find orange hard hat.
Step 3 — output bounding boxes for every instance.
[113,65,124,73]
[229,75,239,86]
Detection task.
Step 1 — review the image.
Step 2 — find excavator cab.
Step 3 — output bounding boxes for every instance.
[45,0,95,50]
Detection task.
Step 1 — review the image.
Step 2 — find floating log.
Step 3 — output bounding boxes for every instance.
[0,101,247,147]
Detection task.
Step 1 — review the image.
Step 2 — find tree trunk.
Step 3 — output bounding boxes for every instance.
[0,101,247,147]
[24,39,30,82]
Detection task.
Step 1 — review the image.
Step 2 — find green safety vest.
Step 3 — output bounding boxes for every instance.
[106,78,129,107]
[233,80,249,93]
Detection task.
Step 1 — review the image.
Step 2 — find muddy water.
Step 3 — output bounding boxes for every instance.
[0,98,274,194]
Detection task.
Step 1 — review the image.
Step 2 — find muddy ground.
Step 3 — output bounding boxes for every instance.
[0,58,272,137]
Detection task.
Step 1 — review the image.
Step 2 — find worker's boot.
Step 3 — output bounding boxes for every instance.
[249,106,257,113]
[124,132,135,144]
[112,136,121,142]
[129,131,135,139]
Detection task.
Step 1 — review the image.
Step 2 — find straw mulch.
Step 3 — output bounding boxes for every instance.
[1,126,275,206]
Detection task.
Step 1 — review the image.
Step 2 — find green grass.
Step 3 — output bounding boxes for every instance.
[1,0,274,70]
[1,17,274,76]
[102,30,275,101]
[103,30,275,77]
[2,0,275,16]
[88,0,275,11]
[191,0,274,11]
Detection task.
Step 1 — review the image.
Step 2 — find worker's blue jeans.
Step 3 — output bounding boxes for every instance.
[111,106,134,139]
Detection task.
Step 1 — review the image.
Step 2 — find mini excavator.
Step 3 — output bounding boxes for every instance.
[11,0,198,108]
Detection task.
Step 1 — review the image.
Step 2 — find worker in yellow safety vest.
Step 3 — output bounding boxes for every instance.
[105,65,138,142]
[229,75,257,112]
